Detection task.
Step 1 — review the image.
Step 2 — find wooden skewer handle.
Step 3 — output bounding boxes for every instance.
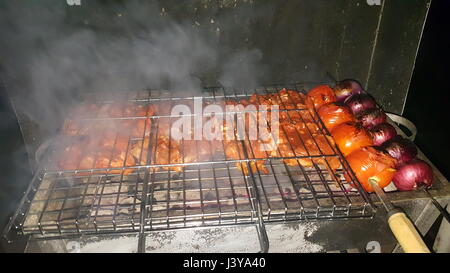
[387,209,430,253]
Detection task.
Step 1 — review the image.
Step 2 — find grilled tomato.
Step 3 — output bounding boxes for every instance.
[317,102,354,131]
[305,85,337,110]
[345,147,397,193]
[331,122,373,156]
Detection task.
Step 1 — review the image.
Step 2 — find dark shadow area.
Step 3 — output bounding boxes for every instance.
[404,0,450,180]
[0,79,32,253]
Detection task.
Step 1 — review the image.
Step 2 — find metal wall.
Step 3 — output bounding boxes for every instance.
[60,0,431,113]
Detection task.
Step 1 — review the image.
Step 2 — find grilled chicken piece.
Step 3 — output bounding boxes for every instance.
[221,104,249,173]
[244,140,269,174]
[68,103,99,119]
[301,132,341,170]
[181,140,216,163]
[223,139,245,172]
[57,144,83,170]
[236,106,270,174]
[58,134,95,171]
[130,137,150,165]
[58,89,340,176]
[273,121,341,170]
[92,156,135,174]
[63,120,81,136]
[148,114,183,172]
[78,152,97,171]
[107,152,135,175]
[154,136,182,172]
[127,118,151,138]
[96,103,114,118]
[97,128,118,151]
[284,89,307,109]
[94,134,135,174]
[123,103,150,117]
[270,125,312,167]
[223,133,269,175]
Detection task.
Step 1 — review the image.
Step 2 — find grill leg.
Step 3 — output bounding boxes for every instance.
[256,217,270,253]
[241,160,270,253]
[138,233,146,253]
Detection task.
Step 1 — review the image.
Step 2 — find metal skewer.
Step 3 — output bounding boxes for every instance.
[422,187,450,224]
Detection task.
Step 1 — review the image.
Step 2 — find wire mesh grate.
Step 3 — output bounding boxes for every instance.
[4,83,374,242]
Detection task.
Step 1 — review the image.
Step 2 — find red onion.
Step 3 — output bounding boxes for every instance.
[393,159,433,191]
[344,94,377,115]
[334,79,364,102]
[357,108,386,129]
[381,136,417,166]
[370,123,397,146]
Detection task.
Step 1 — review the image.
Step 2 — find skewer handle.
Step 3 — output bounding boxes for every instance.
[387,209,430,253]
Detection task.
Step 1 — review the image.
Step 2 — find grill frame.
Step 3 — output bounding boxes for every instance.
[3,83,375,252]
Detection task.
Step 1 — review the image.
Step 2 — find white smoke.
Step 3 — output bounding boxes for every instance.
[0,1,268,139]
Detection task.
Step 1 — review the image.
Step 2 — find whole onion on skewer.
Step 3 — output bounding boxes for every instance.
[357,108,387,129]
[381,136,418,167]
[344,93,377,115]
[370,123,398,146]
[393,159,433,191]
[334,79,364,102]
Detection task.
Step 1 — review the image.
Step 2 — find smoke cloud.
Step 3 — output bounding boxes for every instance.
[0,0,267,141]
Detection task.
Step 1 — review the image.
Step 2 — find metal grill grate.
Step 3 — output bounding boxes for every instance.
[3,83,375,252]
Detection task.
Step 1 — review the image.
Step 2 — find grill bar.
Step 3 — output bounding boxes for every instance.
[137,89,155,252]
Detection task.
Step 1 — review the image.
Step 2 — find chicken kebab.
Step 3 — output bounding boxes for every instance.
[56,88,342,176]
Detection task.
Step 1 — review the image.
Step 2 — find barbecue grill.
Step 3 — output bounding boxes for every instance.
[1,0,450,253]
[3,84,375,252]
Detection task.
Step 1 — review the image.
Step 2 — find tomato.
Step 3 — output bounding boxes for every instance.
[317,102,355,131]
[305,85,337,110]
[345,147,397,193]
[331,122,373,156]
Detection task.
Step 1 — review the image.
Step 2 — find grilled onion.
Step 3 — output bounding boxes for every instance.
[381,136,418,167]
[334,79,364,102]
[393,159,433,191]
[357,108,386,129]
[370,123,398,146]
[344,94,377,116]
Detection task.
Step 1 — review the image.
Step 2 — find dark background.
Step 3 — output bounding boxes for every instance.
[404,0,450,180]
[0,0,449,252]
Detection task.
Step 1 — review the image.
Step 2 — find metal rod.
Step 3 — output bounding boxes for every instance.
[370,179,395,212]
[423,188,450,224]
[137,90,157,253]
[231,88,269,253]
